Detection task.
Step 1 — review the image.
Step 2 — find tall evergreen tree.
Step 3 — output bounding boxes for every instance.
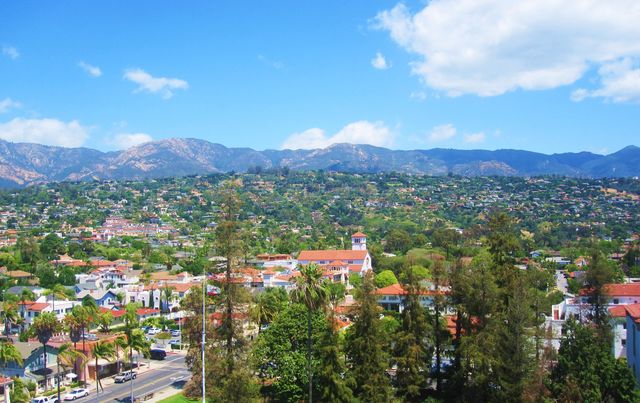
[345,271,391,402]
[393,265,432,402]
[493,275,534,402]
[317,281,353,403]
[585,247,614,332]
[215,181,243,374]
[549,319,638,402]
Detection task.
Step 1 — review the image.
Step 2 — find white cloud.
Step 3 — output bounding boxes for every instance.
[111,132,153,149]
[78,61,102,77]
[281,120,395,150]
[410,90,427,101]
[123,68,188,99]
[371,52,391,70]
[2,46,19,60]
[258,54,284,70]
[572,58,640,103]
[375,1,640,97]
[428,124,456,142]
[464,132,486,143]
[0,118,88,147]
[0,98,21,113]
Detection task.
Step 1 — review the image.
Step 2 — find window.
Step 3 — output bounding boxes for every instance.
[614,298,620,304]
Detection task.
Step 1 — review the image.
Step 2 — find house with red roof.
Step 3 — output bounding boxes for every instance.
[624,303,640,383]
[372,283,450,313]
[297,232,372,274]
[552,282,640,322]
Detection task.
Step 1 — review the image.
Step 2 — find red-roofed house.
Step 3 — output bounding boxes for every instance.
[373,283,450,313]
[298,233,372,274]
[553,283,640,322]
[624,303,640,383]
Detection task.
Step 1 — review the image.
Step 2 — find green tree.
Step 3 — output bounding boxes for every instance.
[0,341,23,376]
[345,271,392,402]
[96,310,113,333]
[394,266,431,401]
[375,269,398,288]
[585,248,615,331]
[40,233,65,261]
[549,319,638,402]
[254,303,327,402]
[36,264,58,289]
[91,340,115,394]
[30,312,61,392]
[56,342,86,402]
[291,263,328,403]
[493,276,534,402]
[214,182,244,375]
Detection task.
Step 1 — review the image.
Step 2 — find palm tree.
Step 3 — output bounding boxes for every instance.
[123,329,150,403]
[30,312,61,392]
[90,341,115,396]
[0,341,23,376]
[56,342,86,402]
[291,263,328,403]
[69,305,92,387]
[0,302,19,335]
[250,292,277,335]
[96,310,113,333]
[114,335,128,373]
[43,284,69,318]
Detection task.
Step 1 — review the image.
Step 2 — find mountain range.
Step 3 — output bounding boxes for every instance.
[0,138,638,187]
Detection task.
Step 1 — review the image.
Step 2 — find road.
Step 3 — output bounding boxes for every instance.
[70,354,190,403]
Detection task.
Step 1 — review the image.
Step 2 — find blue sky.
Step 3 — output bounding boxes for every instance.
[1,1,639,154]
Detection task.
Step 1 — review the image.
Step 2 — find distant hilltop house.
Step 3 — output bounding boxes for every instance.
[297,232,372,276]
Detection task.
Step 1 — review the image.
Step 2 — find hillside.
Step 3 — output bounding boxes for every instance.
[0,138,637,187]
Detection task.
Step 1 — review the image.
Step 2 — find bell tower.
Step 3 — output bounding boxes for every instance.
[351,232,367,250]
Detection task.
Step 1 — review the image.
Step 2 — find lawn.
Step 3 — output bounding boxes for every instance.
[157,392,200,403]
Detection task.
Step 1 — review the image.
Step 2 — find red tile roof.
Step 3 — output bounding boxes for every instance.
[372,283,448,296]
[27,302,50,312]
[580,283,640,297]
[351,232,367,238]
[5,270,33,278]
[625,303,640,323]
[609,305,627,318]
[298,250,368,261]
[372,283,405,295]
[136,308,160,316]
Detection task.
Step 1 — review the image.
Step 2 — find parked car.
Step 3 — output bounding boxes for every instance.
[63,388,89,400]
[147,327,161,335]
[170,330,181,337]
[114,370,137,383]
[169,338,181,345]
[150,348,167,360]
[31,397,58,403]
[81,333,98,341]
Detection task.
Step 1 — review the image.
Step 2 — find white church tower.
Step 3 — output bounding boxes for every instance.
[351,232,367,251]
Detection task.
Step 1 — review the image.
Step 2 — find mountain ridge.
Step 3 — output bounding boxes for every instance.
[0,138,637,187]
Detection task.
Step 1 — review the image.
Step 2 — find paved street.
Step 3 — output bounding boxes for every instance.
[69,354,190,403]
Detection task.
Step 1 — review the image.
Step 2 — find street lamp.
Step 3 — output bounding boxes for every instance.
[202,277,206,403]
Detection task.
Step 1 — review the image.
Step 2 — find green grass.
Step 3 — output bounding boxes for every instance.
[157,392,200,403]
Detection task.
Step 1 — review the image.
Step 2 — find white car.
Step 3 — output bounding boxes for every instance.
[63,388,89,400]
[31,397,58,403]
[147,327,161,335]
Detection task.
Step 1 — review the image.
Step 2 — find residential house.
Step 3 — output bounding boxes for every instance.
[76,290,120,308]
[297,233,372,275]
[373,283,450,313]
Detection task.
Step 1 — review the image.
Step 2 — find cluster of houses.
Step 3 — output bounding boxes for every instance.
[0,232,380,390]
